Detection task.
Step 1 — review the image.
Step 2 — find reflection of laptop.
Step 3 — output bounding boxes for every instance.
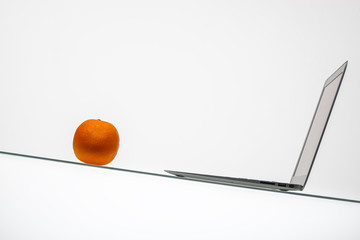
[165,62,348,191]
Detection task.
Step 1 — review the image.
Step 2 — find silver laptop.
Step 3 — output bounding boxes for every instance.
[165,61,348,191]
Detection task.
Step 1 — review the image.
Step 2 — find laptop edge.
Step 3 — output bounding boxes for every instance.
[165,61,348,191]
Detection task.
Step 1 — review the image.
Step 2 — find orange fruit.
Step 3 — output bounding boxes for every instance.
[73,119,120,165]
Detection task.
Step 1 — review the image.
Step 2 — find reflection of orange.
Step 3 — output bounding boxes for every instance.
[73,119,120,165]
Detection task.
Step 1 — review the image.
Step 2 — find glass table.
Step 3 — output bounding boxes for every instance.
[1,150,358,204]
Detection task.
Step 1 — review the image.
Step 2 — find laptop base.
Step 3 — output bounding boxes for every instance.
[165,170,303,191]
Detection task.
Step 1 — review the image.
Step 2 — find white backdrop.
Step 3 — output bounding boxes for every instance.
[1,1,360,235]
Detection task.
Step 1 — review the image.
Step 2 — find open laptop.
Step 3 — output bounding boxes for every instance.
[165,61,348,191]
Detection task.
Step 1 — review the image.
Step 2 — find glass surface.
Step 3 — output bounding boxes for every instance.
[1,151,358,204]
[2,149,360,239]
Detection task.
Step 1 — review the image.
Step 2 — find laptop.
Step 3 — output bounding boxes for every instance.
[165,61,348,191]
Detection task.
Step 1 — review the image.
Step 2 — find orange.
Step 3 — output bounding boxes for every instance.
[73,119,120,165]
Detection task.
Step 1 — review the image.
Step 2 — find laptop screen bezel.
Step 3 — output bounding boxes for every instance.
[290,62,347,187]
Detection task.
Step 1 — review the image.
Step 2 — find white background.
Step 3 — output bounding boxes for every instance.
[1,0,360,238]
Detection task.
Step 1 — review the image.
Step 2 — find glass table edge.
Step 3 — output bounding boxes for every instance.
[1,150,359,204]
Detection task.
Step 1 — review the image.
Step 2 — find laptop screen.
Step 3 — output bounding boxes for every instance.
[290,62,347,187]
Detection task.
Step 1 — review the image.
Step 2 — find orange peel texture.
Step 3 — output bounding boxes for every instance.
[73,119,120,165]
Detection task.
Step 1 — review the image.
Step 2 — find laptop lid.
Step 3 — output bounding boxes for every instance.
[290,61,348,187]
